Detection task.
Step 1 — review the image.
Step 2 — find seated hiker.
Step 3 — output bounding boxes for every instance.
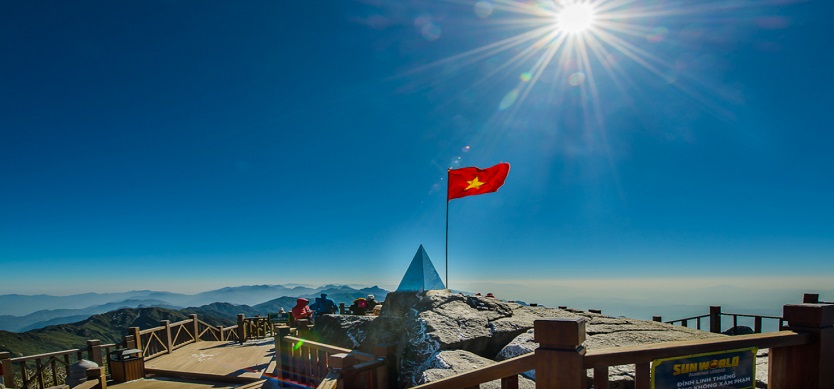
[365,294,379,310]
[349,297,368,315]
[312,293,338,318]
[291,297,313,323]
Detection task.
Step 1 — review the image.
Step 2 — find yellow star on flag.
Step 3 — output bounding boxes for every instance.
[465,176,485,190]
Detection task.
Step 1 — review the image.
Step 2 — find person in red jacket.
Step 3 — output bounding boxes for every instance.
[291,298,313,321]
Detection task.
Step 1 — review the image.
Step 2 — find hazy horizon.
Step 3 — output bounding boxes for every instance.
[3,276,828,330]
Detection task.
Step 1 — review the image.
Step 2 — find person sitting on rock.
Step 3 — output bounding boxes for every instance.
[365,294,379,310]
[349,297,368,315]
[312,293,338,318]
[291,298,314,323]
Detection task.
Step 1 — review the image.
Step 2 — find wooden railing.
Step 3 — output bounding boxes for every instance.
[655,305,784,333]
[1,340,116,389]
[129,313,252,359]
[273,326,395,389]
[237,313,273,343]
[131,315,200,359]
[0,313,270,388]
[415,302,834,389]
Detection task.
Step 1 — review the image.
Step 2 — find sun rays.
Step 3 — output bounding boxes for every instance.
[402,0,789,140]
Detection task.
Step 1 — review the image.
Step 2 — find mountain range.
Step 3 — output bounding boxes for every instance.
[0,284,388,334]
[0,284,388,357]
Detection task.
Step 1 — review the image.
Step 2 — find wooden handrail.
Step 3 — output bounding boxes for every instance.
[138,325,165,335]
[196,319,214,328]
[721,312,782,320]
[282,336,376,362]
[414,329,811,388]
[584,331,808,368]
[170,318,192,327]
[350,358,387,373]
[9,349,80,362]
[666,313,709,323]
[283,336,353,355]
[412,353,534,389]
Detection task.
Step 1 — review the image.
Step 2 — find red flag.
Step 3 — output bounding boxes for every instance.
[447,162,510,201]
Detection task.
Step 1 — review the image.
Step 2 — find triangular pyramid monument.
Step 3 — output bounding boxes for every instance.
[396,244,446,292]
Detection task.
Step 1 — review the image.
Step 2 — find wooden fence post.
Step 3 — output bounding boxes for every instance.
[86,366,107,389]
[1,351,13,388]
[237,314,246,344]
[374,344,397,389]
[217,326,224,341]
[190,314,200,343]
[87,339,103,365]
[297,319,311,338]
[803,293,820,303]
[160,320,172,353]
[534,318,586,389]
[769,303,834,388]
[339,303,346,315]
[275,326,292,382]
[130,327,142,351]
[330,353,356,389]
[709,306,722,333]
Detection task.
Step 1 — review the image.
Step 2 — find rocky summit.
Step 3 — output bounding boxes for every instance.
[314,289,730,388]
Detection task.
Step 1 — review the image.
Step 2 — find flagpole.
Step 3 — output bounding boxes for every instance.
[445,169,450,290]
[445,198,449,290]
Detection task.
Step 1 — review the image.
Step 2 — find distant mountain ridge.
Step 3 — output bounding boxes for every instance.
[0,299,176,332]
[0,284,389,357]
[0,284,389,335]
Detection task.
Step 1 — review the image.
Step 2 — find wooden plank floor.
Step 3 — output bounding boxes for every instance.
[143,339,275,382]
[109,377,270,388]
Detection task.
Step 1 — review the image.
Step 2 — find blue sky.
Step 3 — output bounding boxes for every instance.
[1,0,832,308]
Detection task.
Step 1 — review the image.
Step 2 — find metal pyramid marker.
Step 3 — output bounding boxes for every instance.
[396,244,446,292]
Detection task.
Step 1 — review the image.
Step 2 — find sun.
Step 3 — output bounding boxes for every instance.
[556,2,596,34]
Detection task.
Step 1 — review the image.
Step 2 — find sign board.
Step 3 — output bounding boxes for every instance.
[651,347,757,389]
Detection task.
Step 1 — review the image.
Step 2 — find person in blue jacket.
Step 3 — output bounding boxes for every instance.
[311,293,338,318]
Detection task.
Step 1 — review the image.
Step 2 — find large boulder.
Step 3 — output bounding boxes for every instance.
[317,290,578,387]
[314,290,739,388]
[311,314,375,348]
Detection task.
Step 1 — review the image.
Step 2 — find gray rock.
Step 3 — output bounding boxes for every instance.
[312,314,375,348]
[314,290,733,388]
[420,350,535,389]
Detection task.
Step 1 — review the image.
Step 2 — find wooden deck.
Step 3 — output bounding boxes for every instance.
[110,377,269,388]
[141,339,276,383]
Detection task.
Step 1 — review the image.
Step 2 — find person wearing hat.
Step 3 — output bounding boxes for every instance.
[312,293,338,319]
[291,298,313,321]
[349,297,368,315]
[365,294,379,311]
